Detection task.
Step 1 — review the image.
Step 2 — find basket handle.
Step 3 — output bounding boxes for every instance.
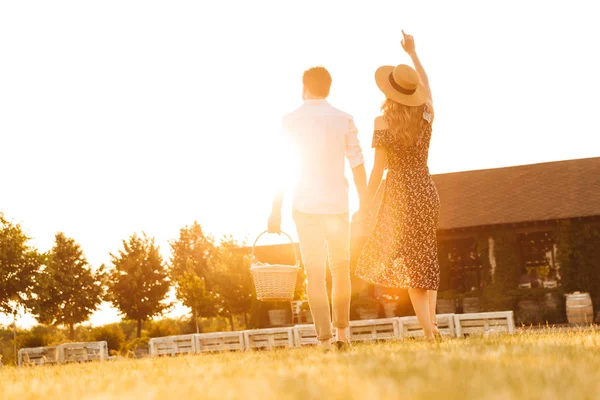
[251,231,300,267]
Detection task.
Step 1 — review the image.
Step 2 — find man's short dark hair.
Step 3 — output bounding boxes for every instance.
[303,66,332,98]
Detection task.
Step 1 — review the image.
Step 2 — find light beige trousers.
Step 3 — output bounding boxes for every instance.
[293,209,351,341]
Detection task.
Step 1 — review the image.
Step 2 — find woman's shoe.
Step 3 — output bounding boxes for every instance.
[432,322,443,343]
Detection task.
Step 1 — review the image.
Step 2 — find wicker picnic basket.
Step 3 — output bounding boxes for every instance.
[250,231,301,301]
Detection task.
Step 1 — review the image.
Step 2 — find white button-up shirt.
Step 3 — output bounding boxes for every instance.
[282,99,364,215]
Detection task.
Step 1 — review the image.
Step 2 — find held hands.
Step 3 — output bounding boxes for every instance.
[352,208,373,224]
[352,208,374,238]
[401,30,416,56]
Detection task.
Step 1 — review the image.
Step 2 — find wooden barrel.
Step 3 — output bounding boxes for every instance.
[566,292,594,325]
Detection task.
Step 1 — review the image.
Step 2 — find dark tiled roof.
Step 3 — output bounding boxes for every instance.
[432,157,600,230]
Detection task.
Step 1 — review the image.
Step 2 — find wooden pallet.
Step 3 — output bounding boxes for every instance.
[194,332,245,352]
[148,334,197,357]
[59,341,109,363]
[18,346,59,366]
[243,328,295,350]
[454,311,515,337]
[398,314,457,338]
[293,324,319,347]
[349,318,400,342]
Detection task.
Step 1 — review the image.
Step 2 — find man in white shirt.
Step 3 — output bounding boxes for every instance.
[268,66,368,350]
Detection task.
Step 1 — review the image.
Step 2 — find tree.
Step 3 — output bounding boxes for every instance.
[0,213,41,314]
[210,237,254,330]
[174,263,218,332]
[169,222,214,281]
[169,222,218,332]
[29,233,106,339]
[108,233,170,338]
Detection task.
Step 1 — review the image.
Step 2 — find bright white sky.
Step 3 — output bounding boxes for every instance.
[1,0,599,328]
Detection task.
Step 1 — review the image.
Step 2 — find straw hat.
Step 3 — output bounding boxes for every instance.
[375,64,427,107]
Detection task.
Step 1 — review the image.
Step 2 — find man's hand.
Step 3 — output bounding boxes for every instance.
[401,30,416,56]
[267,212,282,234]
[352,208,372,224]
[352,208,374,238]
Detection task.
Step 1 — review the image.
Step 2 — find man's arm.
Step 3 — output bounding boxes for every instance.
[267,117,292,234]
[268,192,284,234]
[346,118,368,214]
[352,164,368,210]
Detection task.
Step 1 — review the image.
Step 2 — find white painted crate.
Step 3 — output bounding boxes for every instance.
[398,314,457,338]
[293,324,319,347]
[454,311,515,337]
[59,341,108,363]
[194,332,245,353]
[243,328,295,350]
[18,346,59,366]
[349,318,400,342]
[149,334,197,357]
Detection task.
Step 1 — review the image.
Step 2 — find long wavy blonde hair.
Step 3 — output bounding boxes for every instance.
[381,98,426,146]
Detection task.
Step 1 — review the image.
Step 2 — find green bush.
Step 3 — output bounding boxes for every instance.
[118,321,139,341]
[122,336,150,356]
[18,333,46,349]
[0,329,17,365]
[145,319,181,339]
[515,287,566,325]
[18,325,66,348]
[478,286,566,325]
[480,286,516,312]
[90,324,126,352]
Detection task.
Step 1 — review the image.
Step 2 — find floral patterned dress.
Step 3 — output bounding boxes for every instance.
[356,106,440,290]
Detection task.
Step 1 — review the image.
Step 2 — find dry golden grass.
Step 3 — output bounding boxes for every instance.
[1,328,599,400]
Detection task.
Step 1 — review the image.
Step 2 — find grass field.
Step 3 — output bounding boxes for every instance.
[1,328,599,400]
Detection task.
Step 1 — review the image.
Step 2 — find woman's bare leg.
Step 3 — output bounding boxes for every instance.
[428,290,440,334]
[408,288,434,340]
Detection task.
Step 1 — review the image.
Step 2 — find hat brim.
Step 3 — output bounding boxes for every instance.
[375,66,427,107]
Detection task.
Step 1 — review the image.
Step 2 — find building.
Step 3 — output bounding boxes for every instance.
[432,156,599,292]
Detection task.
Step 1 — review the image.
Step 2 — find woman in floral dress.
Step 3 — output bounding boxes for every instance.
[356,31,440,340]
